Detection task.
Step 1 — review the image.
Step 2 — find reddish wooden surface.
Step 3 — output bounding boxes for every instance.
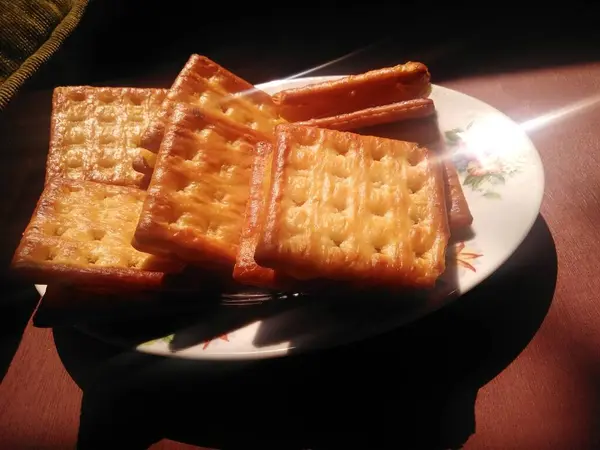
[2,14,600,448]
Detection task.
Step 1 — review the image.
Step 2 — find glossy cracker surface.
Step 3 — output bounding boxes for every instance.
[140,54,285,155]
[233,142,288,288]
[255,124,450,288]
[134,104,263,267]
[273,62,431,122]
[295,98,435,132]
[11,178,183,287]
[47,86,167,187]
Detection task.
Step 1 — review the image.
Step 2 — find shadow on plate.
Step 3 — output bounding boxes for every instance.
[52,215,556,449]
[34,275,300,352]
[44,241,460,356]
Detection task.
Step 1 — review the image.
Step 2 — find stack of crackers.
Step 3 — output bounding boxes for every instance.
[11,54,473,299]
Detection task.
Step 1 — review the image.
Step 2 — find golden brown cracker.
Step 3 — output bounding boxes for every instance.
[47,86,167,187]
[443,160,474,231]
[133,104,263,268]
[140,54,285,154]
[11,178,183,288]
[255,124,449,288]
[273,62,431,121]
[295,98,435,131]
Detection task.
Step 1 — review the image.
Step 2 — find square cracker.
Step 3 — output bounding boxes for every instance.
[139,54,285,154]
[47,86,167,187]
[254,124,450,288]
[11,178,183,288]
[133,104,264,268]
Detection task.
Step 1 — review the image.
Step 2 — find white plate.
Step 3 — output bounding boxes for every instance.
[36,77,544,360]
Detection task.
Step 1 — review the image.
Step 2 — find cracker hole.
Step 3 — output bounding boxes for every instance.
[371,144,386,162]
[99,134,116,145]
[408,146,424,166]
[407,175,424,194]
[67,131,85,145]
[297,132,319,147]
[214,190,226,202]
[54,226,67,237]
[98,91,117,103]
[206,222,220,235]
[370,203,387,217]
[410,209,424,226]
[67,91,86,102]
[329,227,348,247]
[91,229,105,240]
[66,157,82,168]
[87,255,98,264]
[370,170,383,183]
[98,112,116,123]
[46,248,57,261]
[98,158,116,169]
[371,235,389,254]
[331,162,349,179]
[65,184,82,193]
[333,142,349,155]
[128,94,144,106]
[332,237,344,247]
[175,178,193,192]
[333,199,346,212]
[129,114,144,123]
[57,203,72,214]
[290,182,308,207]
[67,112,85,122]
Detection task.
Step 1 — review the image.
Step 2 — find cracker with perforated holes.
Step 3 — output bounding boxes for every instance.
[138,54,285,156]
[133,103,264,268]
[254,124,450,288]
[47,86,167,187]
[11,178,184,288]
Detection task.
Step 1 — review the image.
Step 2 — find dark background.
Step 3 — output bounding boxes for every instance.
[24,1,600,90]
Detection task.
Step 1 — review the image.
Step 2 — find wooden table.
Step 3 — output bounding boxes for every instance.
[2,5,600,449]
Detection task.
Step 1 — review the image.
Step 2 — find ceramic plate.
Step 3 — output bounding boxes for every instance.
[36,76,544,359]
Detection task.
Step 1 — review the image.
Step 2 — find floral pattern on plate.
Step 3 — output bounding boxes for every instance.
[454,241,483,273]
[445,122,522,199]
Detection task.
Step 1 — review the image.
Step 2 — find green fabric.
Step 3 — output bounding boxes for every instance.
[0,0,88,111]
